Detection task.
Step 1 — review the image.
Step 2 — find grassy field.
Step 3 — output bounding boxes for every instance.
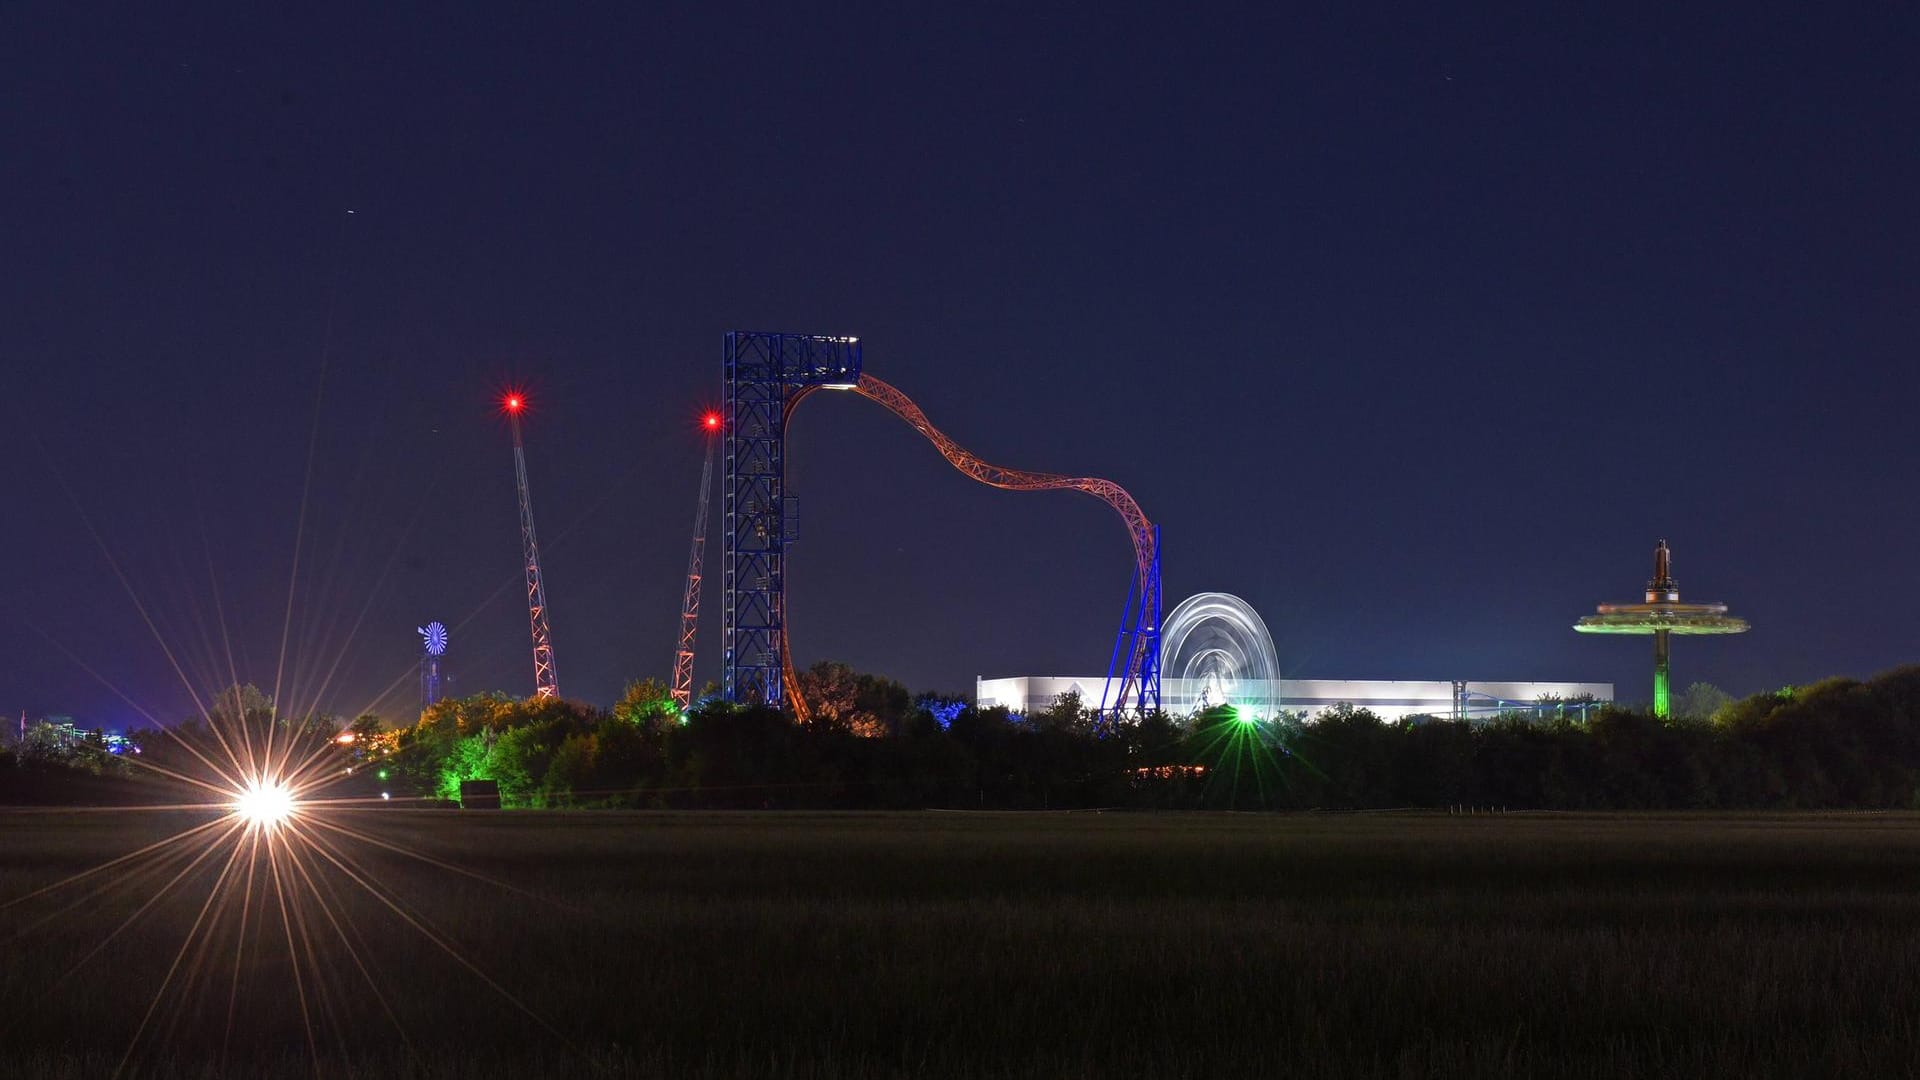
[5,809,1920,1078]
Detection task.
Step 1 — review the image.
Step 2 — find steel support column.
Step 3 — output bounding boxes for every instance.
[1652,629,1671,719]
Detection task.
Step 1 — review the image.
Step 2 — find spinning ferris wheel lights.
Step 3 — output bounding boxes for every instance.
[1160,592,1281,721]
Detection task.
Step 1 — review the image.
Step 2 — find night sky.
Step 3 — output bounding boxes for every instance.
[4,4,1916,728]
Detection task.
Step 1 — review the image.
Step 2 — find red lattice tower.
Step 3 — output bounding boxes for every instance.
[670,413,722,710]
[503,392,558,700]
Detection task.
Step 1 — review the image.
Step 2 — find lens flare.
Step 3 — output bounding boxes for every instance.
[233,780,295,828]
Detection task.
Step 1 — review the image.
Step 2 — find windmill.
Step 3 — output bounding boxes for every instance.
[418,620,449,714]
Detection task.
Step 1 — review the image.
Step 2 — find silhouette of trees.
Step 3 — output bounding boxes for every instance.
[15,666,1920,813]
[312,663,1920,812]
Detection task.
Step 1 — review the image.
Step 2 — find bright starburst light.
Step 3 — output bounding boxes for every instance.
[1,671,576,1075]
[232,778,295,828]
[7,381,583,1073]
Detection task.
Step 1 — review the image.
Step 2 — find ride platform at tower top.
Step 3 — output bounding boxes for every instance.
[1573,538,1748,718]
[1573,540,1749,636]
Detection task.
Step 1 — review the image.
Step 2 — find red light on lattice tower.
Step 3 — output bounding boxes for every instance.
[673,409,723,711]
[496,381,558,700]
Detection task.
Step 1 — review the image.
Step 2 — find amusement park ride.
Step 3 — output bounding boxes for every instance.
[703,331,1163,721]
[485,334,1677,725]
[418,620,448,713]
[482,333,1155,717]
[1576,539,1748,718]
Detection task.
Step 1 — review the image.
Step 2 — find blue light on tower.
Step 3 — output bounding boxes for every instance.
[418,621,448,714]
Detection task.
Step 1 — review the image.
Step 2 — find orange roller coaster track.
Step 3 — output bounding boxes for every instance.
[779,374,1161,722]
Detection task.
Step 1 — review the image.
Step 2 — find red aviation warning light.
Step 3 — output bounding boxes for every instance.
[672,413,722,711]
[503,393,525,413]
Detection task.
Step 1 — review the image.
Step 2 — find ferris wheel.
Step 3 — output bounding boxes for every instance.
[1159,592,1280,721]
[418,621,449,657]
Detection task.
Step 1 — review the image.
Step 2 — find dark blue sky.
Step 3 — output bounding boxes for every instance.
[4,3,1916,726]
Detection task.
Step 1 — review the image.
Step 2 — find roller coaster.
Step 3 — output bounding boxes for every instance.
[712,331,1161,721]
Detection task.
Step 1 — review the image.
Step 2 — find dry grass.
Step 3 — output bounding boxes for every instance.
[5,810,1920,1078]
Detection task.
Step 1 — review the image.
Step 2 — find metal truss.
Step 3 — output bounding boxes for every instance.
[420,656,444,714]
[670,436,717,711]
[722,332,862,707]
[509,414,559,699]
[778,372,1162,720]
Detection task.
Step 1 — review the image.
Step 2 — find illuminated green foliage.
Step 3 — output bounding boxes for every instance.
[612,678,680,730]
[435,732,498,803]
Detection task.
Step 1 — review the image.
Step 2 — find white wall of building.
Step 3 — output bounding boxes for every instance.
[975,676,1614,722]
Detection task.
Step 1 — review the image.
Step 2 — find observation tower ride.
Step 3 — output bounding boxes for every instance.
[1574,539,1747,717]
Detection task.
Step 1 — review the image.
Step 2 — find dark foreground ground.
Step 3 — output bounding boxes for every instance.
[5,809,1920,1078]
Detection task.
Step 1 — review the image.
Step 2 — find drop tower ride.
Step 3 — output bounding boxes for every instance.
[1574,539,1747,717]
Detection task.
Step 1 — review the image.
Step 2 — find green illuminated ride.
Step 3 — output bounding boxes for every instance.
[1575,539,1748,717]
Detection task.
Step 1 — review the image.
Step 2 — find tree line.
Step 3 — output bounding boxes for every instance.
[8,663,1920,810]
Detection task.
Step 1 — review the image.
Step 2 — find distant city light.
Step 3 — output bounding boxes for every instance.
[335,731,356,745]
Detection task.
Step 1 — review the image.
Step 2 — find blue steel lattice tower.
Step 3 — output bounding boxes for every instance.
[722,332,862,706]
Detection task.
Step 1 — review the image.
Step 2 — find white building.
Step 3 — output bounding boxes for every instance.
[975,676,1614,723]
